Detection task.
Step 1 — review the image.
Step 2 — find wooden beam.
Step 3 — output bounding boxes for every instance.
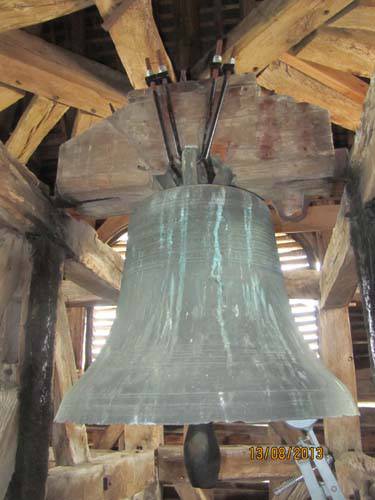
[46,450,156,500]
[295,27,375,77]
[320,192,357,309]
[158,446,298,483]
[319,307,362,455]
[6,95,68,164]
[52,292,90,466]
[62,280,110,306]
[124,425,164,451]
[0,381,18,500]
[257,60,362,130]
[6,237,64,500]
[328,0,375,31]
[273,204,340,233]
[0,82,24,112]
[96,0,175,89]
[0,142,123,302]
[194,0,354,77]
[0,30,128,117]
[279,53,368,104]
[0,0,93,32]
[71,109,102,137]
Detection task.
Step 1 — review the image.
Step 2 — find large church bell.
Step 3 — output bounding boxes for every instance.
[56,53,358,489]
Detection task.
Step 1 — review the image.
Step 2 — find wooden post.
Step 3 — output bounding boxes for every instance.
[319,307,362,455]
[348,178,375,376]
[84,305,93,371]
[6,236,64,500]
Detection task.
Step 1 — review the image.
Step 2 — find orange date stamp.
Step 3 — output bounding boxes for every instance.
[249,446,324,461]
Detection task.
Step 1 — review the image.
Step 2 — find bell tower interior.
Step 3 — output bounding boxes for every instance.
[1,1,375,499]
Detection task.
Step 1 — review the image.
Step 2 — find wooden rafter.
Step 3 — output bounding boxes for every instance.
[194,0,354,77]
[0,30,129,117]
[257,60,362,130]
[328,0,375,31]
[6,95,68,164]
[279,53,368,104]
[0,0,93,32]
[71,110,102,137]
[295,27,375,77]
[95,0,175,89]
[0,82,24,112]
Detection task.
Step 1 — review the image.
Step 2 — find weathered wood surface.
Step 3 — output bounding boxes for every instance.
[62,280,111,306]
[319,307,362,455]
[158,445,298,483]
[357,368,375,402]
[95,0,175,89]
[124,425,164,451]
[0,30,128,117]
[46,450,155,500]
[6,95,68,164]
[0,382,18,500]
[0,0,93,32]
[72,110,103,137]
[258,60,362,130]
[66,306,86,371]
[6,237,64,500]
[0,142,123,303]
[320,191,357,309]
[328,0,375,31]
[350,74,375,204]
[52,293,90,466]
[0,82,24,112]
[57,74,341,217]
[279,53,368,104]
[295,27,375,78]
[193,0,354,77]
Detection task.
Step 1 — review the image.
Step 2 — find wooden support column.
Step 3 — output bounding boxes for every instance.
[0,229,31,499]
[319,307,362,455]
[6,236,64,500]
[52,292,90,466]
[348,74,375,376]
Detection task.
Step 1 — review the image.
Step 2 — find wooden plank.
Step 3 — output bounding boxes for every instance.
[258,60,362,130]
[0,82,24,112]
[6,237,64,500]
[95,0,175,89]
[319,307,362,455]
[0,30,128,117]
[357,368,375,402]
[296,27,375,77]
[279,53,368,104]
[194,0,354,77]
[328,0,375,31]
[6,95,68,164]
[46,450,155,500]
[0,142,124,303]
[71,109,102,137]
[97,215,129,242]
[158,446,298,483]
[52,292,90,466]
[0,0,93,32]
[320,191,357,309]
[96,424,125,449]
[174,484,214,500]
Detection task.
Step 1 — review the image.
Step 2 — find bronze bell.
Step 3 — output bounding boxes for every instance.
[56,183,357,425]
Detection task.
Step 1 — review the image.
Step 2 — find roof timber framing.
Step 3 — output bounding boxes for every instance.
[96,0,175,89]
[0,142,123,302]
[0,0,93,32]
[6,95,69,164]
[0,30,129,117]
[194,0,355,78]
